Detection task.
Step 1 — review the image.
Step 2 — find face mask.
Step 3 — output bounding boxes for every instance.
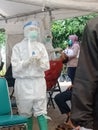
[46,38,51,43]
[68,39,73,46]
[27,30,38,41]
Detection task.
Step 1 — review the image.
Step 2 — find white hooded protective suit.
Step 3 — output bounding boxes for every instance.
[44,41,56,60]
[11,37,50,117]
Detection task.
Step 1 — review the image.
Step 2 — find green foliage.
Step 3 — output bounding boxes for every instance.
[0,28,6,46]
[51,13,98,48]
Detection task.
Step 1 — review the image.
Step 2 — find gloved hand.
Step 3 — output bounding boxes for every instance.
[54,47,62,52]
[28,54,41,65]
[22,53,41,68]
[22,59,31,68]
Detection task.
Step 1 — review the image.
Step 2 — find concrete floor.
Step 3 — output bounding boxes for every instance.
[11,103,67,130]
[33,80,71,130]
[33,103,67,130]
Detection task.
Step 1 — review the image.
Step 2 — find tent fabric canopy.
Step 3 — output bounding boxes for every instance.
[0,0,98,33]
[0,0,98,68]
[0,0,98,22]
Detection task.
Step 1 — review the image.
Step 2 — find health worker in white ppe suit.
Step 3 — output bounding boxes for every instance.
[11,21,50,130]
[44,35,56,60]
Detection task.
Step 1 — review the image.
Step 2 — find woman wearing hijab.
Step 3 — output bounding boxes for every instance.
[55,35,80,130]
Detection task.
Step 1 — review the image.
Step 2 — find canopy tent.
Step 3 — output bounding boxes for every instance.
[0,0,98,21]
[0,0,98,68]
[1,0,98,34]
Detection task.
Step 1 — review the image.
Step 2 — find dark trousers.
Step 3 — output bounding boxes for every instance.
[67,67,76,84]
[54,88,72,114]
[54,67,76,115]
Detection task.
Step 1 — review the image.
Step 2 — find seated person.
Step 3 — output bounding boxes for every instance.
[54,85,73,122]
[54,35,80,130]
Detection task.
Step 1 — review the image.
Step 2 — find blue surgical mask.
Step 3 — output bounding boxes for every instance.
[68,39,73,46]
[27,30,38,41]
[46,38,51,43]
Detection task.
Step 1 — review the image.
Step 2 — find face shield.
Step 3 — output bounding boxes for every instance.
[23,21,40,41]
[23,21,40,57]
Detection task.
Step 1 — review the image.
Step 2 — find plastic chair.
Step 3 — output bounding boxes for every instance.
[4,64,17,113]
[0,77,28,129]
[45,59,63,108]
[4,64,15,98]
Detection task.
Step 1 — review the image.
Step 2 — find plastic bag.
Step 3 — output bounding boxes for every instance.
[59,73,71,82]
